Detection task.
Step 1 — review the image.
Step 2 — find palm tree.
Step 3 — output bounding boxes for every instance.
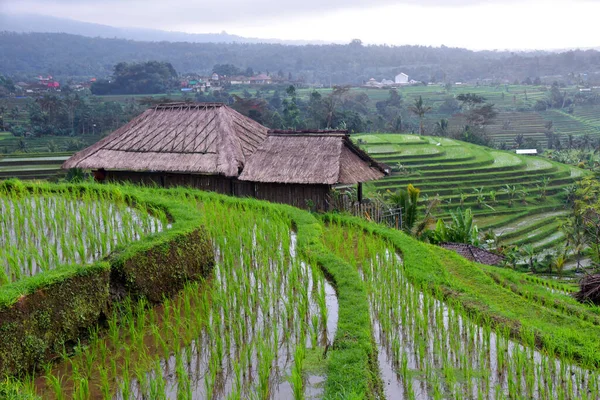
[561,215,586,273]
[410,96,432,135]
[386,184,421,233]
[521,244,537,272]
[434,119,449,136]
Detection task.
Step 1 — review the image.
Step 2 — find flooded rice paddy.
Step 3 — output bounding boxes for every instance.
[324,223,600,400]
[0,192,167,285]
[32,201,338,400]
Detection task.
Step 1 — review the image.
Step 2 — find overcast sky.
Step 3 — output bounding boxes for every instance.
[2,0,599,50]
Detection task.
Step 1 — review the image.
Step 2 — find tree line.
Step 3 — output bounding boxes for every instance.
[3,32,600,85]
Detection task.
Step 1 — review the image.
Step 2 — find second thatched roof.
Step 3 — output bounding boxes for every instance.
[238,133,388,185]
[62,103,269,177]
[440,243,505,266]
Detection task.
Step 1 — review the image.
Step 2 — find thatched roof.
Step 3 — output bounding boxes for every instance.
[238,133,388,185]
[62,103,269,176]
[440,243,505,266]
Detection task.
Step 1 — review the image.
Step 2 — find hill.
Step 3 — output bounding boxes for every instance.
[2,31,600,84]
[0,13,326,45]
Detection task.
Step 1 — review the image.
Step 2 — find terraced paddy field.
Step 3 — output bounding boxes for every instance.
[354,134,591,258]
[6,181,600,400]
[0,152,72,180]
[0,133,102,154]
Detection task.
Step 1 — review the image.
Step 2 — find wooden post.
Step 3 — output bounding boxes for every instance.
[358,182,363,203]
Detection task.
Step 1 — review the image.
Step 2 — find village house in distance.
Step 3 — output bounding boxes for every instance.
[363,72,421,89]
[62,102,388,210]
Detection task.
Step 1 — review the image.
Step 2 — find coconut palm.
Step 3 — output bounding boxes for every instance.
[561,215,586,273]
[434,119,449,136]
[410,96,432,135]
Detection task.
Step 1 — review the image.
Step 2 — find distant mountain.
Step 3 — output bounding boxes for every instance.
[0,13,329,45]
[2,30,600,85]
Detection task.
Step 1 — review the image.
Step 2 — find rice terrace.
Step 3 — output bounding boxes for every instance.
[2,109,600,400]
[4,130,600,399]
[5,5,600,398]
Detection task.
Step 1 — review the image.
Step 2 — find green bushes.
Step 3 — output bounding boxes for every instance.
[0,263,110,376]
[109,228,213,303]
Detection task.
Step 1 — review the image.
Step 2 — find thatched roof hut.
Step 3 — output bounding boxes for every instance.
[238,133,387,185]
[440,243,505,266]
[63,102,268,176]
[63,103,388,210]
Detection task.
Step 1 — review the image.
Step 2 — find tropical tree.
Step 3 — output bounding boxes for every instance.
[472,187,487,209]
[502,184,519,207]
[536,177,551,201]
[520,244,537,272]
[561,215,586,272]
[282,85,301,129]
[434,119,449,136]
[430,208,479,245]
[502,246,520,269]
[553,253,567,276]
[386,184,421,233]
[519,186,529,205]
[456,93,486,109]
[324,86,350,129]
[410,96,431,135]
[488,190,497,205]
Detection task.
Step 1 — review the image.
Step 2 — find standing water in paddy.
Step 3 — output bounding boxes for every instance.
[324,223,600,400]
[32,200,338,400]
[0,190,168,285]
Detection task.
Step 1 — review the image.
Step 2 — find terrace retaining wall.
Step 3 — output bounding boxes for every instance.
[0,224,214,377]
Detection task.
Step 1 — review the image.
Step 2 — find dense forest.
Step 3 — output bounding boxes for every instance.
[2,32,600,84]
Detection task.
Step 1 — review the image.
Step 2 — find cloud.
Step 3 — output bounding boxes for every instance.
[2,0,598,50]
[0,0,536,28]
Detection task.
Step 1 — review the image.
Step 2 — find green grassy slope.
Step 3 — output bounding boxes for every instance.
[354,133,591,253]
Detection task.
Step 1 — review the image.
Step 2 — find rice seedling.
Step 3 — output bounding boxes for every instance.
[0,186,167,285]
[323,221,600,400]
[25,197,337,400]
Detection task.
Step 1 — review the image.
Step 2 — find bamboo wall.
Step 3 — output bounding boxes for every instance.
[105,171,331,210]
